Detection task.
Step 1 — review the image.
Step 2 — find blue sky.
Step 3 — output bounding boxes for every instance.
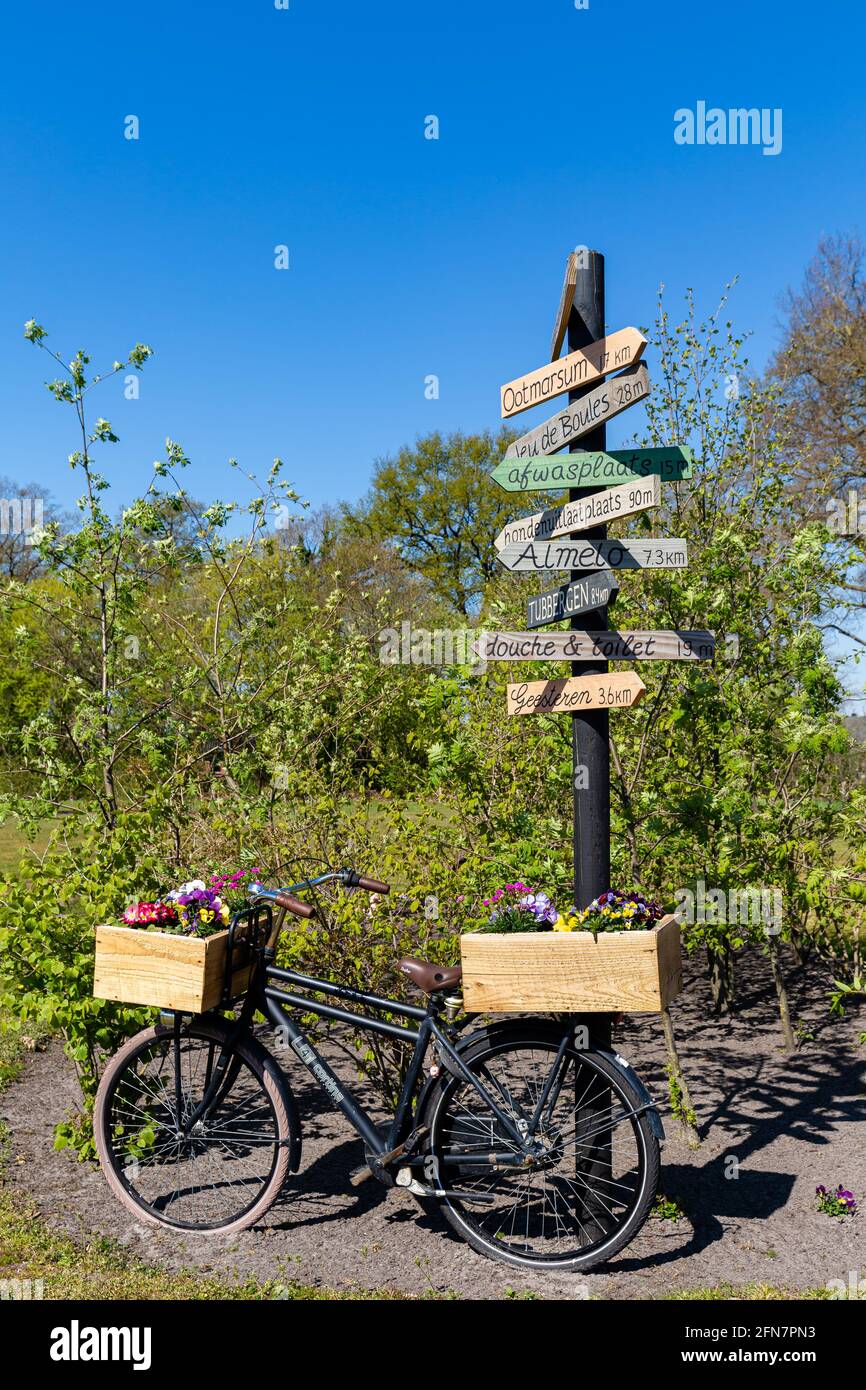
[1,1,864,584]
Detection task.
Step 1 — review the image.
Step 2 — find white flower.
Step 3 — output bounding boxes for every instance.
[166,878,207,901]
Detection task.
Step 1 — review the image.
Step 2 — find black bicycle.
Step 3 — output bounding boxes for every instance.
[94,868,663,1271]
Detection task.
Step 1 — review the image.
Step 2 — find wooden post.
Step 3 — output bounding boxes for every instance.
[568,251,613,1228]
[568,251,612,951]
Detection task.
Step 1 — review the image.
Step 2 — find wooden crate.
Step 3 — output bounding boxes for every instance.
[93,923,254,1013]
[460,914,681,1013]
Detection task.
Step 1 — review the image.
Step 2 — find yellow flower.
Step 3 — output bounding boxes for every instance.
[553,913,575,932]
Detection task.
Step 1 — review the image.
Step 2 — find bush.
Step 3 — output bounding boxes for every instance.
[0,813,169,1157]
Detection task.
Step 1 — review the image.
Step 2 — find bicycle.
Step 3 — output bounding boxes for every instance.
[94,868,664,1271]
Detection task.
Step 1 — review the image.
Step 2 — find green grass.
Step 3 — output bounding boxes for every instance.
[0,818,64,875]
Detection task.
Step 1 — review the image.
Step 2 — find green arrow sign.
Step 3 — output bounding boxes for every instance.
[490,446,694,494]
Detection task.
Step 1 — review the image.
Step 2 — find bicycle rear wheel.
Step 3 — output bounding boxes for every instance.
[422,1024,659,1271]
[95,1019,296,1233]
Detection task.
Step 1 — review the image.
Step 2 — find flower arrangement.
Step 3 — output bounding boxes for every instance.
[816,1184,857,1218]
[121,900,179,928]
[471,885,664,936]
[477,883,558,933]
[556,890,664,935]
[121,868,261,939]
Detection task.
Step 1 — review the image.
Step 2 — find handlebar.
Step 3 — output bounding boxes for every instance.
[272,893,316,919]
[342,869,390,894]
[248,867,390,917]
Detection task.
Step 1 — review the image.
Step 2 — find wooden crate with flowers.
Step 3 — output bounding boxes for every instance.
[93,870,269,1013]
[460,884,681,1013]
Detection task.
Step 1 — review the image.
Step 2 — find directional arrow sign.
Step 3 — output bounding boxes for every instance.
[502,364,650,463]
[494,476,660,552]
[475,630,716,663]
[500,327,646,419]
[492,443,693,493]
[575,446,695,489]
[495,537,688,574]
[549,251,580,361]
[507,672,647,717]
[526,572,619,629]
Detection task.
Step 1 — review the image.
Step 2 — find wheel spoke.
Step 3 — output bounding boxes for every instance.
[432,1039,652,1265]
[101,1031,283,1230]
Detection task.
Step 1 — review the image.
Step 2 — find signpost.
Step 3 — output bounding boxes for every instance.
[526,572,619,629]
[477,629,716,663]
[491,442,692,492]
[495,536,688,573]
[507,672,647,717]
[502,364,650,462]
[500,327,646,419]
[493,475,660,551]
[486,249,711,1195]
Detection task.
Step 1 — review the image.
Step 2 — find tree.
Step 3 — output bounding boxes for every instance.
[0,477,69,580]
[4,324,303,829]
[766,234,866,670]
[344,430,554,616]
[769,233,866,513]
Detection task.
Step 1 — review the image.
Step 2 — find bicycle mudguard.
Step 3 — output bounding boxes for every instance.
[414,1020,665,1143]
[598,1048,666,1140]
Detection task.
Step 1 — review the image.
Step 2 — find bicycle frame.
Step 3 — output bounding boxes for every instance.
[259,967,529,1165]
[236,868,535,1164]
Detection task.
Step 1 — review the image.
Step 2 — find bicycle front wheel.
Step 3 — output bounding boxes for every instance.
[95,1019,295,1234]
[422,1024,660,1271]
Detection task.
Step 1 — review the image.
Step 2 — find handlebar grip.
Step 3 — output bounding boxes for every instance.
[274,893,316,919]
[357,876,390,894]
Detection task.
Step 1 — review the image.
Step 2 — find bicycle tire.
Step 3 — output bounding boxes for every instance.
[94,1018,296,1234]
[421,1022,660,1272]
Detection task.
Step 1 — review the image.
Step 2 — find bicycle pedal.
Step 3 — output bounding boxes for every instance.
[349,1164,373,1187]
[394,1170,495,1205]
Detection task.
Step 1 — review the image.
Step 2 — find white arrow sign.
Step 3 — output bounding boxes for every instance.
[502,364,651,463]
[475,630,716,663]
[494,475,660,552]
[495,537,688,573]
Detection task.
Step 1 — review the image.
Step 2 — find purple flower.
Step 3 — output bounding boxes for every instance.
[520,891,557,925]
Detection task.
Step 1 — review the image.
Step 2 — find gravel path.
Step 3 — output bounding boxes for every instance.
[2,950,865,1300]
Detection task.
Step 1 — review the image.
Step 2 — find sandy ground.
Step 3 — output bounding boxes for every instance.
[2,949,865,1300]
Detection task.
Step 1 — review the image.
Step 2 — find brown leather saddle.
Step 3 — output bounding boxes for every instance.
[397,956,462,994]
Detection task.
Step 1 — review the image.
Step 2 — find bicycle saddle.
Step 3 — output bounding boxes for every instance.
[397,957,462,994]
